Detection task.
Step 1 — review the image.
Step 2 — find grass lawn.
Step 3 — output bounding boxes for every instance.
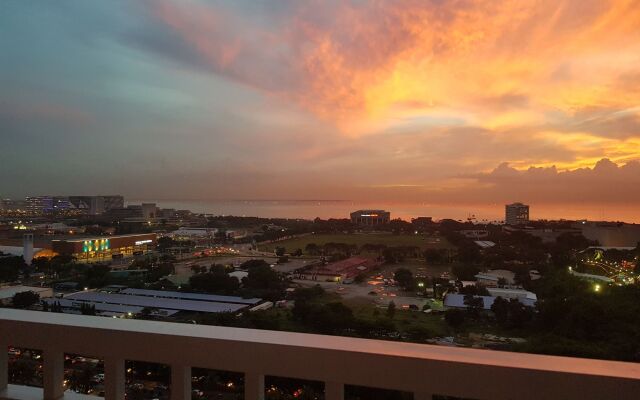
[254,296,451,339]
[259,233,455,253]
[346,300,450,337]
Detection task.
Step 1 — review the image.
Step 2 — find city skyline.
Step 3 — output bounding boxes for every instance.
[2,1,640,210]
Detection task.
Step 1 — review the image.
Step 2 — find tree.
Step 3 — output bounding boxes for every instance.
[277,256,289,264]
[452,264,480,281]
[12,291,40,308]
[82,264,111,288]
[491,296,510,325]
[394,268,415,290]
[32,257,52,276]
[290,285,325,302]
[215,229,228,242]
[514,267,532,287]
[0,256,24,282]
[243,265,282,290]
[157,236,175,252]
[189,266,240,295]
[459,284,490,296]
[382,248,397,264]
[444,309,466,327]
[291,295,355,334]
[463,294,484,318]
[242,265,286,301]
[274,246,286,257]
[140,307,154,316]
[458,245,481,264]
[80,302,96,315]
[424,249,445,264]
[147,262,175,282]
[305,243,321,256]
[386,301,396,318]
[240,259,271,270]
[505,298,533,328]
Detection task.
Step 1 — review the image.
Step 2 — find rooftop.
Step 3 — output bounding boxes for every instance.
[119,288,261,305]
[51,233,156,243]
[443,293,536,309]
[64,291,249,313]
[0,286,51,300]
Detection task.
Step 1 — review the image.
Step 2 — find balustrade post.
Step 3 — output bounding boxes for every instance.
[104,357,126,400]
[325,381,344,400]
[171,364,191,400]
[245,371,265,400]
[43,349,64,400]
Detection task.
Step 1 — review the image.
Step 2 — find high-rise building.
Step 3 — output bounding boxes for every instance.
[68,195,124,215]
[505,202,530,225]
[22,233,34,265]
[25,196,52,214]
[102,195,124,210]
[141,203,158,219]
[25,196,71,214]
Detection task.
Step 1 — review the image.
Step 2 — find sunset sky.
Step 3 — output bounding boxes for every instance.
[2,0,640,209]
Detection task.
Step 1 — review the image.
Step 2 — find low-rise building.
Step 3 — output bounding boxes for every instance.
[474,269,516,286]
[443,292,536,310]
[486,287,537,303]
[460,230,489,239]
[350,210,391,226]
[0,286,53,305]
[51,233,156,262]
[44,288,264,318]
[474,240,496,249]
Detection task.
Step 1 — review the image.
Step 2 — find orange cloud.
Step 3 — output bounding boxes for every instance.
[142,0,640,178]
[146,1,639,118]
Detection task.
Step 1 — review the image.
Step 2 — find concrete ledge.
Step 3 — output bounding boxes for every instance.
[1,309,640,400]
[0,385,101,400]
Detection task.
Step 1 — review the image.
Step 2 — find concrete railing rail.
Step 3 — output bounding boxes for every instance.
[1,309,639,400]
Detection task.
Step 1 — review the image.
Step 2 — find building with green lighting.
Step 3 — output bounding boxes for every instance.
[51,233,156,262]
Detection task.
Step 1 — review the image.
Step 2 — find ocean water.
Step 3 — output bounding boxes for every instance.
[128,200,640,223]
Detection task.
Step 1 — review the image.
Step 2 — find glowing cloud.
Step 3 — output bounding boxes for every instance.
[145,1,640,126]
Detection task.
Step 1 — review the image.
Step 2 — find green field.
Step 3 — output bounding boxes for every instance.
[347,300,450,337]
[259,233,454,253]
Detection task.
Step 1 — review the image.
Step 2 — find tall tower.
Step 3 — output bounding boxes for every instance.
[23,233,34,265]
[505,203,530,225]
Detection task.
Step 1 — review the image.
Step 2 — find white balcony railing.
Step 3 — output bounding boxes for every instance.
[1,309,639,400]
